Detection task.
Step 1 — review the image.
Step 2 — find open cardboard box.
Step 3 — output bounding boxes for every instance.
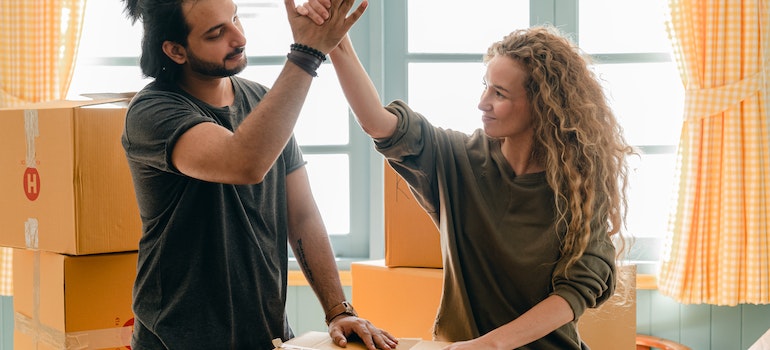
[13,249,137,350]
[275,331,450,350]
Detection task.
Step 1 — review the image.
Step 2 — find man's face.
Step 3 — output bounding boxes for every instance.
[181,0,247,77]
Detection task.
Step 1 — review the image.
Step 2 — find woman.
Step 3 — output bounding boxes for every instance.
[301,4,633,349]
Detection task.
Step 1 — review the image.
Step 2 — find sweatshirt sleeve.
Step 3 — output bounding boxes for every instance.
[551,227,618,321]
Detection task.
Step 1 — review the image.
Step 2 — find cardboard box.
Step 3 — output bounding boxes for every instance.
[383,163,442,268]
[351,260,442,340]
[0,99,141,255]
[276,331,451,350]
[13,249,136,350]
[351,260,637,350]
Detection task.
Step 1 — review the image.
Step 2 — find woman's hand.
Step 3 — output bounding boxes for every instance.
[296,0,333,25]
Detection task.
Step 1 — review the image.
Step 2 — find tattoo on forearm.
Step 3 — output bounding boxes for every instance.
[296,238,314,284]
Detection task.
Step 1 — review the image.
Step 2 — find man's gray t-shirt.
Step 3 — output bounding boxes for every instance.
[122,76,305,349]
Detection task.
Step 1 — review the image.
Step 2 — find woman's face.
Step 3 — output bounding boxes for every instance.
[478,55,533,141]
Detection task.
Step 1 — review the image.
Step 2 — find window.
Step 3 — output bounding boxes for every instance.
[69,0,371,263]
[70,0,683,266]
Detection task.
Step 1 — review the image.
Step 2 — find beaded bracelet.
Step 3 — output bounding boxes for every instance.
[290,43,327,62]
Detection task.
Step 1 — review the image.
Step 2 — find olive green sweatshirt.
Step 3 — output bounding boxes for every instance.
[375,100,616,350]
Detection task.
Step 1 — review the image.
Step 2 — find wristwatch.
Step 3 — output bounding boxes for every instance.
[325,300,358,325]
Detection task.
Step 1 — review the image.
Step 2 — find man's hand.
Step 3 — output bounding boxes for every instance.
[284,0,367,54]
[328,315,399,350]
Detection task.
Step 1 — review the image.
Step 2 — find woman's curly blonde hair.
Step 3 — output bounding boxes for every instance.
[485,25,636,279]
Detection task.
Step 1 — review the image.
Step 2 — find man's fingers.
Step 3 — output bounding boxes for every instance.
[330,328,348,347]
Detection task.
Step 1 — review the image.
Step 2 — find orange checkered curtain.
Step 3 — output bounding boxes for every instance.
[0,0,86,107]
[0,0,86,296]
[659,0,770,305]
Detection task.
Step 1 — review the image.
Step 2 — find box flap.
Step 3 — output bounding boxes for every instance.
[0,98,130,111]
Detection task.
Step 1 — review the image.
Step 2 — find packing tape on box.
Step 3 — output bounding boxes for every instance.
[25,109,38,168]
[25,218,38,250]
[15,249,132,349]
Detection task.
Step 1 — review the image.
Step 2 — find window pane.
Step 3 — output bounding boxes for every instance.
[408,62,486,134]
[67,0,146,99]
[626,153,678,237]
[594,62,684,146]
[78,0,143,58]
[304,154,350,235]
[579,0,671,54]
[237,0,293,56]
[68,66,151,98]
[238,64,349,145]
[408,1,529,53]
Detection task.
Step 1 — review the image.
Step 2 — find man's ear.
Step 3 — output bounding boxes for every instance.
[162,41,187,65]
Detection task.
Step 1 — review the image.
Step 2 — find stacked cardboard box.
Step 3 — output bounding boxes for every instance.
[0,99,141,349]
[351,164,637,349]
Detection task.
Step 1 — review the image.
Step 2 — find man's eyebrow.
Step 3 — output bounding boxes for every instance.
[202,4,238,36]
[203,23,226,36]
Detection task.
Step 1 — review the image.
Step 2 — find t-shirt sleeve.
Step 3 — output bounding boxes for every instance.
[282,134,307,174]
[122,90,212,175]
[550,226,617,321]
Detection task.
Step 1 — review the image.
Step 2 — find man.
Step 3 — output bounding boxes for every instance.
[120,0,397,348]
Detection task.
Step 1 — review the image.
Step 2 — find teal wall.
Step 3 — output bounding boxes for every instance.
[1,296,11,350]
[2,288,769,349]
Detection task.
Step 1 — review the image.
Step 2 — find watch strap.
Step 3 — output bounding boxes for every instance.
[325,300,357,325]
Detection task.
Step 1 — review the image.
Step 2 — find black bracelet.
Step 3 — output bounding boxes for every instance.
[287,50,323,77]
[290,43,326,62]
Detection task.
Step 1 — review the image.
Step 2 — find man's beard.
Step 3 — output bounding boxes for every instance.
[187,47,247,77]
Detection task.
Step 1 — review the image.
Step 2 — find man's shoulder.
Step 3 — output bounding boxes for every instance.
[232,76,269,95]
[129,81,196,110]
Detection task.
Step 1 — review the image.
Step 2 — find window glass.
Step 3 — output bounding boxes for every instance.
[579,0,683,242]
[68,66,150,98]
[578,0,671,54]
[237,0,293,56]
[626,153,678,237]
[304,154,351,235]
[594,62,684,146]
[408,1,529,54]
[69,0,354,247]
[239,64,350,145]
[408,62,486,134]
[67,0,145,99]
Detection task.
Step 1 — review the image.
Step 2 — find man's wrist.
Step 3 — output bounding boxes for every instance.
[325,300,358,325]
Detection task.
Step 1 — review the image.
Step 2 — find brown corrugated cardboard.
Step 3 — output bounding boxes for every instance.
[0,99,141,255]
[351,260,442,340]
[351,259,637,350]
[275,331,450,350]
[12,249,136,350]
[383,163,442,268]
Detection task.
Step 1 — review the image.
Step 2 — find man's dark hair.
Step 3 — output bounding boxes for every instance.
[122,0,191,83]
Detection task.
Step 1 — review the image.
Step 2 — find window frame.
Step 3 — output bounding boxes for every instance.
[70,0,679,267]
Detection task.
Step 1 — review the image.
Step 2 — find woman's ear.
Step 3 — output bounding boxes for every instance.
[162,41,187,65]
